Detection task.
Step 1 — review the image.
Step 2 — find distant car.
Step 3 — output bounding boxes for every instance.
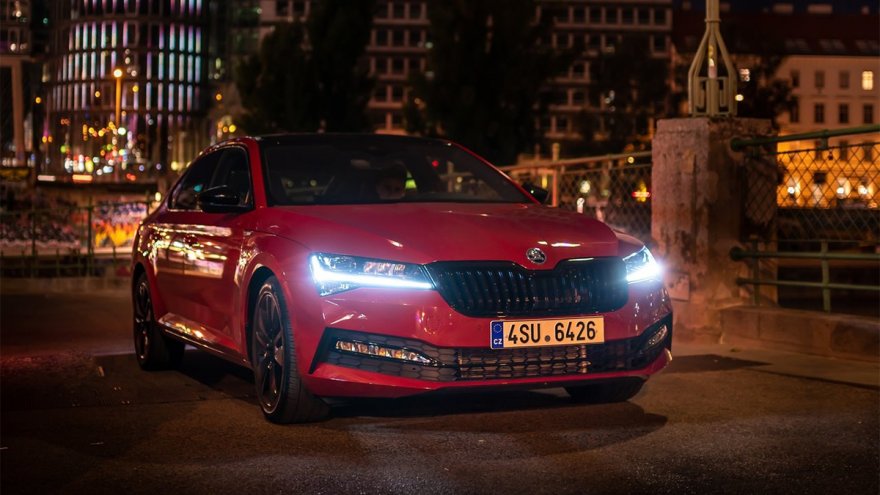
[132,134,672,423]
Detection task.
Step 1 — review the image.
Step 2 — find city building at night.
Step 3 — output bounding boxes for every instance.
[43,0,212,181]
[238,0,673,155]
[1,0,42,170]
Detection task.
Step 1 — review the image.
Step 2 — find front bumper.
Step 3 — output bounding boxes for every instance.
[295,283,673,398]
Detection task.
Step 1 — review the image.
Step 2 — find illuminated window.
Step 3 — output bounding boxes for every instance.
[862,70,874,91]
[739,68,751,82]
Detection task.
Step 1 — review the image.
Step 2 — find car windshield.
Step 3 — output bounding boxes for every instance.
[259,135,531,205]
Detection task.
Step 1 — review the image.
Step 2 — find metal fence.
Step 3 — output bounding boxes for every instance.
[731,125,880,316]
[503,151,654,243]
[0,201,149,277]
[733,125,880,244]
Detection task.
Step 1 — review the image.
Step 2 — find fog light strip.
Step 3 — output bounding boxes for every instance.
[644,324,669,349]
[335,339,434,365]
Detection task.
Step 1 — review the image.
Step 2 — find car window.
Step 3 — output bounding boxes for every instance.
[169,151,220,210]
[168,147,252,211]
[260,137,530,206]
[209,147,253,207]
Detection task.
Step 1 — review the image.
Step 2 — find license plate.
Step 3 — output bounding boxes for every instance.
[490,317,605,349]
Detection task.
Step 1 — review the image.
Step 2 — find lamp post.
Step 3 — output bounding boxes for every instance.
[113,68,123,127]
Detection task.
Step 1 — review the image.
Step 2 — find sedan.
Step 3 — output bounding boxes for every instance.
[132,134,672,423]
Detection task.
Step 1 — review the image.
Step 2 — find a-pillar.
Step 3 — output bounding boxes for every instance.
[651,117,776,342]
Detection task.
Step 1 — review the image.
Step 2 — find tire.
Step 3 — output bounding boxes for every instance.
[133,273,184,370]
[565,379,645,404]
[251,276,330,424]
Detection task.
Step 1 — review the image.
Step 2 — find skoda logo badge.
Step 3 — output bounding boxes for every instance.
[526,247,547,265]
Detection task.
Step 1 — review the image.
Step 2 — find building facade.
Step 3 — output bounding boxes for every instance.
[1,0,37,169]
[44,0,212,179]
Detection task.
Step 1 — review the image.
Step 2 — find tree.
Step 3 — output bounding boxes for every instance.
[307,0,376,131]
[736,55,794,130]
[235,22,316,133]
[404,0,573,165]
[235,1,375,134]
[578,36,670,154]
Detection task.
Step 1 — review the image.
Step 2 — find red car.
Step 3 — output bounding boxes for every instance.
[132,134,672,423]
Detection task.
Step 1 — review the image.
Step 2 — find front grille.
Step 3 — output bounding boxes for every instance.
[425,258,628,317]
[318,317,671,383]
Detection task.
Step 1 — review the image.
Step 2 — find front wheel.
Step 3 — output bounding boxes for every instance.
[133,273,184,370]
[251,276,329,423]
[565,379,645,404]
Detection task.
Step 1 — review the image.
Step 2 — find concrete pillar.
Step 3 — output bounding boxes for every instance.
[651,117,776,341]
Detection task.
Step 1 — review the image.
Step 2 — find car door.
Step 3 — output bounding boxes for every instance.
[172,145,254,353]
[153,150,220,322]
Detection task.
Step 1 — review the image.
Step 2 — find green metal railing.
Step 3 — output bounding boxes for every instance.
[731,124,880,151]
[730,240,880,313]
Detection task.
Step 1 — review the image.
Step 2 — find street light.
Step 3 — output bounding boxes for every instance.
[113,68,123,127]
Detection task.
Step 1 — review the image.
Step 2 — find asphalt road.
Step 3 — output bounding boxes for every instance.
[1,290,878,494]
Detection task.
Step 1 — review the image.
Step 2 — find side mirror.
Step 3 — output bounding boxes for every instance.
[198,186,250,213]
[522,182,550,204]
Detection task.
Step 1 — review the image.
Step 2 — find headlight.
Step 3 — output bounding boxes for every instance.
[623,246,662,283]
[309,253,434,296]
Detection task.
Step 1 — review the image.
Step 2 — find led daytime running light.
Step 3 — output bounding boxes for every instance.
[335,339,434,365]
[310,254,434,296]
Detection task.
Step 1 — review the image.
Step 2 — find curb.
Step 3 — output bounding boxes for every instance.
[720,305,879,363]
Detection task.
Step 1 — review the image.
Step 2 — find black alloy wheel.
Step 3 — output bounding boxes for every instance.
[251,276,329,423]
[133,273,184,370]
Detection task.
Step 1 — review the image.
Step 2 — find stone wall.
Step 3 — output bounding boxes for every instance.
[651,117,776,340]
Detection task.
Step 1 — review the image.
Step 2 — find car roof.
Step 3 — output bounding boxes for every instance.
[253,133,453,147]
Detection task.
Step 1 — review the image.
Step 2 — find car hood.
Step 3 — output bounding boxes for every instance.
[259,203,623,267]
